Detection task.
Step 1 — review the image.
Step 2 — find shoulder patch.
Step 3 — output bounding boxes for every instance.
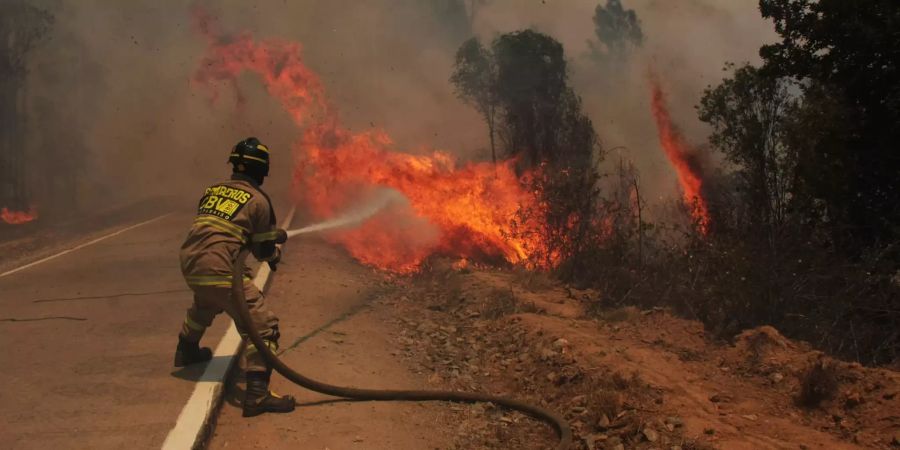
[198,185,253,220]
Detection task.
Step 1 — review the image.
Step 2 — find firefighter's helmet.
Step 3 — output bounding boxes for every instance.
[229,137,270,177]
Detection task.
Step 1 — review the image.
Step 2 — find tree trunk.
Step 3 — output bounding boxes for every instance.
[488,117,496,164]
[0,75,27,209]
[633,176,643,269]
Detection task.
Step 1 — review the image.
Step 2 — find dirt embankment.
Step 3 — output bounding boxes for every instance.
[380,264,900,449]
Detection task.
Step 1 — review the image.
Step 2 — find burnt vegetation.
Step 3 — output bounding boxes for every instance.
[0,2,52,213]
[452,0,899,367]
[797,358,840,408]
[1,1,94,223]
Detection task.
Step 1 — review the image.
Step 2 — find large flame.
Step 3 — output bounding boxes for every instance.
[192,9,548,273]
[1,207,38,225]
[649,77,710,234]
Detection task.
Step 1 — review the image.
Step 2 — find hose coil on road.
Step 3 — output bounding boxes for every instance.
[231,247,572,450]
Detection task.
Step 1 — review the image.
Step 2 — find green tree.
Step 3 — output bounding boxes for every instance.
[451,30,598,170]
[759,0,900,246]
[450,38,499,163]
[589,0,643,64]
[698,63,798,239]
[492,30,567,167]
[492,30,596,170]
[678,1,900,365]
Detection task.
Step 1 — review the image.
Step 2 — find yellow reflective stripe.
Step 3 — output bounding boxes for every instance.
[229,153,267,164]
[194,214,247,234]
[185,274,252,287]
[245,340,278,355]
[250,231,279,243]
[186,280,231,287]
[193,216,247,242]
[195,221,244,241]
[256,144,269,153]
[184,316,206,331]
[185,275,251,281]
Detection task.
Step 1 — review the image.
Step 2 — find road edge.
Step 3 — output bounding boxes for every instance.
[160,206,296,450]
[0,213,173,278]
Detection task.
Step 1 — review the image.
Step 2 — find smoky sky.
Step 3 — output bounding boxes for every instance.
[24,0,775,211]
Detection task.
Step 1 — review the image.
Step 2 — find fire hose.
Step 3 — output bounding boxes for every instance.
[230,244,572,449]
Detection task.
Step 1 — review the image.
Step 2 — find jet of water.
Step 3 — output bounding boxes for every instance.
[285,188,407,238]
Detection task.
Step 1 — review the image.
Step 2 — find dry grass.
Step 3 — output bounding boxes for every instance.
[797,358,840,407]
[479,287,538,319]
[511,266,557,292]
[597,306,641,323]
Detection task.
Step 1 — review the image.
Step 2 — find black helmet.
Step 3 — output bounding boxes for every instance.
[229,137,270,179]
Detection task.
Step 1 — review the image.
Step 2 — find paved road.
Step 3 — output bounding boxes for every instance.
[0,196,453,450]
[0,210,231,449]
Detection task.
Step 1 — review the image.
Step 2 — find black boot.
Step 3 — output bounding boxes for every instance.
[242,370,295,417]
[173,337,213,367]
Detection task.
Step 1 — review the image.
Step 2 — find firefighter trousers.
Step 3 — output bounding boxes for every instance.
[179,280,280,373]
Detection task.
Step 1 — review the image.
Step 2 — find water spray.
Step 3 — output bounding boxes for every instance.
[285,188,407,238]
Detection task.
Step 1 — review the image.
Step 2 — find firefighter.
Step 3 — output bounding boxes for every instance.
[174,137,295,417]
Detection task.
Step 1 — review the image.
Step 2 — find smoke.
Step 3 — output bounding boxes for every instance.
[18,0,775,221]
[649,75,710,232]
[19,0,489,215]
[286,188,408,237]
[473,0,777,208]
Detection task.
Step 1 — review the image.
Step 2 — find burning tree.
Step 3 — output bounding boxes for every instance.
[625,0,900,366]
[193,7,605,274]
[451,30,603,268]
[0,1,51,224]
[192,9,556,273]
[649,77,711,234]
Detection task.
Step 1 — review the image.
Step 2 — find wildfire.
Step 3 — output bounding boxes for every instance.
[192,9,548,273]
[649,76,710,234]
[1,207,38,225]
[451,258,469,271]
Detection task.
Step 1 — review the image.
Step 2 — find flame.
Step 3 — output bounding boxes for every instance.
[451,258,469,271]
[1,207,38,225]
[192,9,548,273]
[649,76,710,234]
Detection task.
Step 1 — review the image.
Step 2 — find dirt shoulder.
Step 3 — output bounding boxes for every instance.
[208,238,455,449]
[387,265,900,450]
[207,243,898,450]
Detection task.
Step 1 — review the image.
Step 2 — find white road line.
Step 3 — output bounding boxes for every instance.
[0,213,173,279]
[162,206,295,450]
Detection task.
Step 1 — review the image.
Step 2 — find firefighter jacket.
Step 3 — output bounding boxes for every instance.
[180,173,279,287]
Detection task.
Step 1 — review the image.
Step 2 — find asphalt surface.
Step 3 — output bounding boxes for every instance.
[0,196,453,450]
[0,210,231,449]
